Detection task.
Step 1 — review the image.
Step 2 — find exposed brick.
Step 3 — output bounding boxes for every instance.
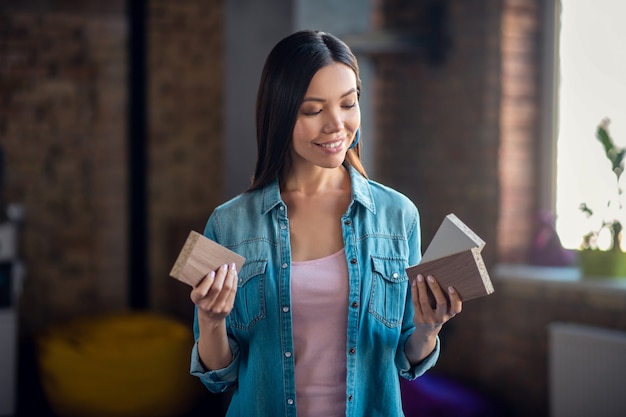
[146,0,224,319]
[1,9,128,332]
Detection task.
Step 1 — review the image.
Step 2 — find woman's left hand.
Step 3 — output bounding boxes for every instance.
[410,274,462,333]
[404,273,462,365]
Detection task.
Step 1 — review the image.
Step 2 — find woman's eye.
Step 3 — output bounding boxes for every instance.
[342,102,356,109]
[302,109,322,116]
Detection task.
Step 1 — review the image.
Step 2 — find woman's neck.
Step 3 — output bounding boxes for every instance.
[282,165,349,196]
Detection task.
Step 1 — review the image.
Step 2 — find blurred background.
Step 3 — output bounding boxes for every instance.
[1,1,625,416]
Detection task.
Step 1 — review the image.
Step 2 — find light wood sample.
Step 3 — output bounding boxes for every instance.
[170,231,246,287]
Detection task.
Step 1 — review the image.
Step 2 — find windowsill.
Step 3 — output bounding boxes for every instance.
[493,263,626,294]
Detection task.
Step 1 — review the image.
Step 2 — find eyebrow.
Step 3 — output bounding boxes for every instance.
[301,88,357,103]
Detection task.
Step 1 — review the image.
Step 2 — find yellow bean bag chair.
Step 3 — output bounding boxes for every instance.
[36,311,202,417]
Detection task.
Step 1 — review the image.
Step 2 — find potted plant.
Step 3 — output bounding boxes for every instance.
[578,118,626,278]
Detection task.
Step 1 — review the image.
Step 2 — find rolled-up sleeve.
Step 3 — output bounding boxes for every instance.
[190,337,240,393]
[397,335,440,380]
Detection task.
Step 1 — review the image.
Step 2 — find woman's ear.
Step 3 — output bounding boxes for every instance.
[348,128,360,150]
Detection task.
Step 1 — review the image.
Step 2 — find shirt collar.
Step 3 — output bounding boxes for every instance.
[348,166,376,214]
[260,178,284,215]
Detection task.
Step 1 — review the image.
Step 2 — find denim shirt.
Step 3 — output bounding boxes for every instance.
[190,166,440,417]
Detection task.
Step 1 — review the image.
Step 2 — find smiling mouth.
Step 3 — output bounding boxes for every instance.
[317,140,343,149]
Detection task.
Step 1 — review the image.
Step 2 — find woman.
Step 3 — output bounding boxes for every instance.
[189,30,462,417]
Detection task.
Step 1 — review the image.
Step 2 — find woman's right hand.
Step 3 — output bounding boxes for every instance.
[190,263,238,323]
[191,263,238,370]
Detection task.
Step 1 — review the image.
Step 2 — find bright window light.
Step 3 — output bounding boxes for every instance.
[555,0,626,250]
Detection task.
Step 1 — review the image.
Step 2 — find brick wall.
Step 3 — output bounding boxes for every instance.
[372,0,502,268]
[0,0,224,334]
[146,0,224,321]
[0,1,128,332]
[498,0,541,263]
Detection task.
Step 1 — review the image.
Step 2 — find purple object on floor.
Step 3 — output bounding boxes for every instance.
[400,373,504,417]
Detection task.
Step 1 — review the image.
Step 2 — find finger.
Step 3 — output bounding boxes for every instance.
[410,275,424,319]
[208,263,230,296]
[223,263,239,309]
[213,263,238,312]
[198,264,229,308]
[426,275,449,311]
[415,274,433,313]
[447,286,463,316]
[190,270,216,303]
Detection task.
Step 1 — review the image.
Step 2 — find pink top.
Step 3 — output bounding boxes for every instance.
[291,249,349,417]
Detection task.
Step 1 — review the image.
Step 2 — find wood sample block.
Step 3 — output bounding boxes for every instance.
[169,231,246,287]
[406,214,494,302]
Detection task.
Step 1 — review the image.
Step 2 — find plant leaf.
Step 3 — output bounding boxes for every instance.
[579,202,593,217]
[596,123,625,180]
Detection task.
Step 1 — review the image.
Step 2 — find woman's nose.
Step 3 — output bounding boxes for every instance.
[323,108,343,133]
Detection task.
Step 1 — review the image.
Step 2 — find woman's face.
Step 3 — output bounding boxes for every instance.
[292,63,361,170]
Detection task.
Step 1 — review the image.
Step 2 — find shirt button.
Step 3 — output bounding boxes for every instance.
[279,205,285,211]
[351,301,359,308]
[350,258,357,264]
[282,306,289,312]
[287,398,294,405]
[344,220,352,225]
[282,263,288,269]
[285,351,292,358]
[280,224,286,230]
[349,348,356,355]
[392,272,399,278]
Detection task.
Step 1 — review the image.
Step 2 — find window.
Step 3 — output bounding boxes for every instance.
[554,0,626,250]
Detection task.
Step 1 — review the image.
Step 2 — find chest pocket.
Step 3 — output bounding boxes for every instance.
[368,256,409,328]
[229,259,267,331]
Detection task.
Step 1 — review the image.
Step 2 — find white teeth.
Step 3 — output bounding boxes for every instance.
[320,141,341,149]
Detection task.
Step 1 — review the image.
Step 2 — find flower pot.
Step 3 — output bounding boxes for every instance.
[578,249,626,278]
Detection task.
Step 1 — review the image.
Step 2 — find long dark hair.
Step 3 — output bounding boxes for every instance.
[248,30,367,191]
